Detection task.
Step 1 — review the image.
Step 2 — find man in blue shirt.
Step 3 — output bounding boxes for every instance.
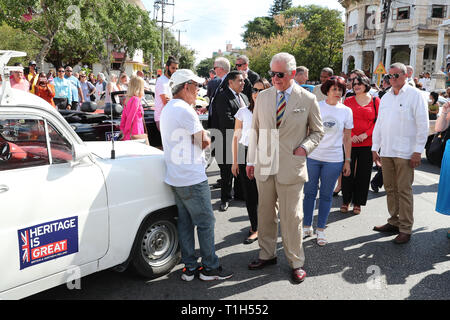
[53,67,72,110]
[64,66,84,111]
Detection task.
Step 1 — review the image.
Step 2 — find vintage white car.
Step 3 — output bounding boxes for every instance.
[0,51,180,299]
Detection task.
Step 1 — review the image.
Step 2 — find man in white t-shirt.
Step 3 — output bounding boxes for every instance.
[155,56,179,130]
[160,69,233,282]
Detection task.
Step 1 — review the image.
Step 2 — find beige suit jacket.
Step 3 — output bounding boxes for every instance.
[312,84,327,102]
[248,83,324,185]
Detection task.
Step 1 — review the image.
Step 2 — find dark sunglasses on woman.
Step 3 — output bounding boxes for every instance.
[252,87,264,93]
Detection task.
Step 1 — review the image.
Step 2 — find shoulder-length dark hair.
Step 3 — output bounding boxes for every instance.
[321,76,347,96]
[352,75,371,93]
[249,78,271,112]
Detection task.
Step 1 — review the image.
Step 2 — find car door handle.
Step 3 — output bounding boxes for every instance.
[0,185,9,193]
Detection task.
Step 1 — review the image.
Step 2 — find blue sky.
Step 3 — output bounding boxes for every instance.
[142,0,345,64]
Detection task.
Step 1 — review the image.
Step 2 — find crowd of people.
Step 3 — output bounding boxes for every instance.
[6,60,136,111]
[153,52,449,284]
[4,54,449,284]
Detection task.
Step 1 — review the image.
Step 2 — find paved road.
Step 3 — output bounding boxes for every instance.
[30,155,449,300]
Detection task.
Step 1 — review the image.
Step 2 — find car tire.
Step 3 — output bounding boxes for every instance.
[130,209,180,279]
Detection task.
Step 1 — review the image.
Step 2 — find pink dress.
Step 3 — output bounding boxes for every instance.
[120,96,145,140]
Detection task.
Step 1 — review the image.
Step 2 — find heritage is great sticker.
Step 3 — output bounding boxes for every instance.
[17,217,79,270]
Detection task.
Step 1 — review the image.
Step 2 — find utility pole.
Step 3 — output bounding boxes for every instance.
[173,29,187,46]
[379,0,392,66]
[154,0,174,69]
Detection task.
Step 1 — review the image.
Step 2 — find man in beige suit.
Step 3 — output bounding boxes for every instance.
[246,52,324,283]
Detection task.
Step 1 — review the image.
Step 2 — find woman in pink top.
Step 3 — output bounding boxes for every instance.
[120,76,146,140]
[10,67,30,92]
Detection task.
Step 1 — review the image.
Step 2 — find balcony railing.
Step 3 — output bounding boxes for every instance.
[427,17,444,27]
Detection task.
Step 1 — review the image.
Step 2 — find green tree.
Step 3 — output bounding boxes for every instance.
[242,16,282,46]
[0,0,83,67]
[269,0,292,16]
[284,5,344,80]
[245,15,308,79]
[0,22,41,66]
[245,5,344,81]
[196,57,215,78]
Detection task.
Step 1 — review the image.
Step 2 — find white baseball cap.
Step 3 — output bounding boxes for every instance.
[169,69,204,87]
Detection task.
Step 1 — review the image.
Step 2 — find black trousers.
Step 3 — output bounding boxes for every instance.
[371,165,383,188]
[54,98,68,110]
[238,147,258,231]
[219,163,233,203]
[342,146,373,206]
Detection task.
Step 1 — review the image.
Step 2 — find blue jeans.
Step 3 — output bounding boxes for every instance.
[171,180,219,270]
[303,158,343,229]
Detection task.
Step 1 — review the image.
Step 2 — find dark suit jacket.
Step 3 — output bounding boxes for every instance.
[207,77,227,128]
[242,69,260,102]
[211,88,249,159]
[207,76,221,100]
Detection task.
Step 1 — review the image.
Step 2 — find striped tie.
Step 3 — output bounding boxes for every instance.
[276,91,286,128]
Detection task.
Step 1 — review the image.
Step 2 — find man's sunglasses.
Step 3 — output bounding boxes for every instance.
[268,71,287,78]
[187,81,202,88]
[236,63,246,67]
[390,73,402,79]
[58,70,65,72]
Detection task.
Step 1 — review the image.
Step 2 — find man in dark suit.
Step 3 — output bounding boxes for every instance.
[212,70,249,211]
[206,69,220,102]
[235,55,260,102]
[208,57,230,129]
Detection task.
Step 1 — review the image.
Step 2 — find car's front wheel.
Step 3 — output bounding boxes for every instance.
[130,209,180,278]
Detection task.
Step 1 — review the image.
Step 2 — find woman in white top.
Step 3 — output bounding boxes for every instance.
[105,74,119,106]
[232,78,271,244]
[303,76,353,246]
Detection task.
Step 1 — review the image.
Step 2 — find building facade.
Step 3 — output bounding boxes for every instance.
[340,0,449,81]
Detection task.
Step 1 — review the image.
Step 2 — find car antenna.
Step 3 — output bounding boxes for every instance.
[110,97,115,160]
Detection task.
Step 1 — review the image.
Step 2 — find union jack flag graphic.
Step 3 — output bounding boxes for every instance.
[21,231,30,263]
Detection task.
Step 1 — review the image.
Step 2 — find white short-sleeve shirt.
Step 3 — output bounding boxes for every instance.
[154,75,172,122]
[160,98,206,187]
[234,106,253,147]
[308,100,353,163]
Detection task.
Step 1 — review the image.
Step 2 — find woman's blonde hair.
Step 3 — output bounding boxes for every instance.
[127,76,145,98]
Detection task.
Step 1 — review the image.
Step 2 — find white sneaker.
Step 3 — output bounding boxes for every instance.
[303,226,314,238]
[316,230,327,246]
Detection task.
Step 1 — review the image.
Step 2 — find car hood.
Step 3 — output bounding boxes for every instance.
[85,141,163,159]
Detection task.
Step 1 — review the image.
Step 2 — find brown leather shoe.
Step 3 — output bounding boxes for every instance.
[393,232,411,244]
[373,223,399,234]
[292,268,306,283]
[248,257,277,270]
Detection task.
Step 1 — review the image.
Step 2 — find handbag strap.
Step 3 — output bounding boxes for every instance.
[372,97,377,122]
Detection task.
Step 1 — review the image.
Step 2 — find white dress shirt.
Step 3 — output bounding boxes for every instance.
[371,83,429,160]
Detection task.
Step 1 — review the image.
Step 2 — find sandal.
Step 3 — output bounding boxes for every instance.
[340,203,349,213]
[303,226,314,238]
[316,230,327,246]
[353,205,361,215]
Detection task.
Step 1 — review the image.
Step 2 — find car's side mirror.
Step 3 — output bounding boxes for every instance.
[73,143,90,162]
[0,142,11,161]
